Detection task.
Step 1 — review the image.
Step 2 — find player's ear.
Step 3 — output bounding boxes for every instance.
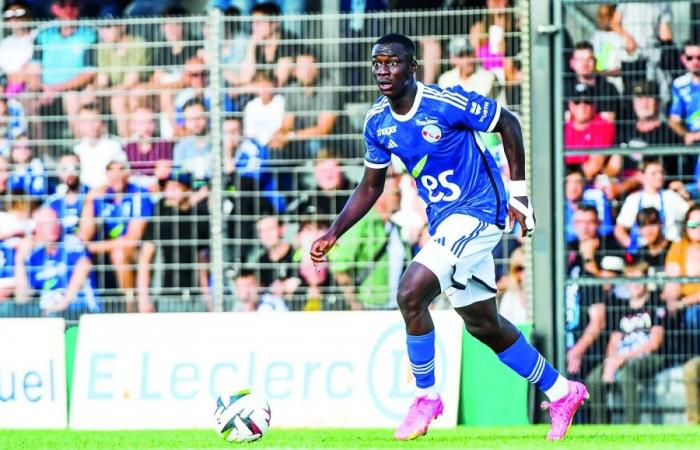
[410,57,418,74]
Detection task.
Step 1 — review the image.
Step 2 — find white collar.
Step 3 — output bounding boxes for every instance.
[390,81,423,122]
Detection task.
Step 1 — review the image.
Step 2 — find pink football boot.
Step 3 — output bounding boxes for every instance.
[394,395,444,441]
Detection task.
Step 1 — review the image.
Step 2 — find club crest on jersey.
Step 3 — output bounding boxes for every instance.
[421,124,441,143]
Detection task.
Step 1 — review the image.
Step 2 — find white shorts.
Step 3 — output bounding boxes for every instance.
[413,214,503,308]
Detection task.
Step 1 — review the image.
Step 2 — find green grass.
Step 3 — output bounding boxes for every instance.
[1,426,699,450]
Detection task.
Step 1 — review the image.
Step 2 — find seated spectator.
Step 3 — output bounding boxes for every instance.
[269,50,338,157]
[0,96,28,156]
[662,205,700,328]
[0,239,17,316]
[291,151,353,221]
[328,174,408,310]
[78,159,153,312]
[8,135,48,197]
[238,2,297,87]
[0,196,36,245]
[632,207,671,273]
[669,40,700,146]
[33,0,97,137]
[233,268,288,312]
[243,70,285,146]
[619,80,680,147]
[496,247,528,325]
[15,207,99,319]
[587,259,665,424]
[73,103,126,189]
[95,20,149,138]
[614,159,690,248]
[0,1,38,96]
[564,166,613,243]
[173,98,211,186]
[137,171,211,313]
[123,105,174,186]
[684,356,700,425]
[568,204,622,275]
[45,154,87,235]
[565,41,619,122]
[437,37,501,101]
[149,6,199,89]
[253,214,300,298]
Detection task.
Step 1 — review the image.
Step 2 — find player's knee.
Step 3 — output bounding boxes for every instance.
[397,287,425,318]
[464,316,500,341]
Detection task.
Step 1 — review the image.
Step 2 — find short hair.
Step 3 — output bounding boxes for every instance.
[251,2,280,16]
[162,5,188,16]
[374,33,416,60]
[636,207,661,226]
[683,39,700,50]
[577,203,599,217]
[641,157,663,172]
[252,70,274,83]
[566,165,584,178]
[182,97,207,112]
[573,41,594,53]
[236,268,259,280]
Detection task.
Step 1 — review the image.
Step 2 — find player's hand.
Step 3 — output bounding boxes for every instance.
[508,195,536,237]
[309,232,337,269]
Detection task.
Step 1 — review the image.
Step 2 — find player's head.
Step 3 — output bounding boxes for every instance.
[371,33,417,98]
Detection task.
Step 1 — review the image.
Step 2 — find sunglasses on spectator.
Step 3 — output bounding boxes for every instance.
[688,221,700,229]
[3,8,27,19]
[684,54,700,61]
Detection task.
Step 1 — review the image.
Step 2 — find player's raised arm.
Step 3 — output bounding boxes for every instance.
[309,166,387,266]
[493,106,536,237]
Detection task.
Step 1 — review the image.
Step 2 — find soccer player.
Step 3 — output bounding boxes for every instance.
[310,34,588,441]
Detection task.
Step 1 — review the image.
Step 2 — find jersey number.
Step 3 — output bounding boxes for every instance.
[421,170,461,203]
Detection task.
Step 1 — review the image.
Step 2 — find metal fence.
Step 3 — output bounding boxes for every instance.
[0,6,529,319]
[558,0,700,424]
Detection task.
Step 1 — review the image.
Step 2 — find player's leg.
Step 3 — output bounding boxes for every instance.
[393,260,444,440]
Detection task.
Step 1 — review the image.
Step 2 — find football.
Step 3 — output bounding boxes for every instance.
[213,389,271,443]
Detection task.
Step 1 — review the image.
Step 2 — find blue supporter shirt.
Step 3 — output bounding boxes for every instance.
[669,73,700,132]
[45,185,89,235]
[26,235,99,313]
[234,138,285,212]
[34,25,97,86]
[92,183,153,240]
[0,242,15,283]
[363,82,507,233]
[9,158,48,196]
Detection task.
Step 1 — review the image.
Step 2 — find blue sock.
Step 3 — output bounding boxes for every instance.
[407,329,436,388]
[497,332,559,391]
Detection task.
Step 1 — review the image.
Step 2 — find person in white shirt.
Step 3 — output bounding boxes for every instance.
[0,1,38,96]
[243,71,285,146]
[234,269,288,312]
[615,159,690,247]
[437,37,502,102]
[72,104,126,189]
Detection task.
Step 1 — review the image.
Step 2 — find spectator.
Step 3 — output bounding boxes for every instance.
[292,151,353,221]
[78,159,153,311]
[0,96,28,156]
[220,6,250,88]
[269,50,338,157]
[619,80,680,147]
[149,6,199,89]
[662,205,700,328]
[0,1,39,96]
[632,207,671,273]
[33,0,97,137]
[15,207,99,319]
[73,103,126,189]
[123,105,174,186]
[45,154,87,235]
[233,268,288,312]
[243,70,285,146]
[8,135,48,197]
[0,155,9,208]
[137,170,211,313]
[0,239,17,316]
[587,259,666,424]
[437,37,501,101]
[684,356,700,425]
[253,214,299,298]
[173,98,211,186]
[496,247,528,325]
[0,196,35,244]
[669,40,700,145]
[611,3,673,66]
[564,165,613,243]
[590,4,633,90]
[328,174,408,310]
[239,2,297,87]
[614,159,690,248]
[95,20,149,138]
[565,41,619,122]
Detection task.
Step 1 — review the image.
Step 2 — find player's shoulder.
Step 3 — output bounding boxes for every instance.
[363,96,390,132]
[672,73,693,89]
[421,83,473,112]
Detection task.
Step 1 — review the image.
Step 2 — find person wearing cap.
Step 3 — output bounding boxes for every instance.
[78,158,153,312]
[619,80,681,148]
[565,41,620,123]
[438,37,500,102]
[0,1,38,96]
[45,153,88,235]
[669,39,700,147]
[137,169,211,313]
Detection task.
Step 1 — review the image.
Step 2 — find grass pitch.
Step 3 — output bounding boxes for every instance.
[2,426,699,450]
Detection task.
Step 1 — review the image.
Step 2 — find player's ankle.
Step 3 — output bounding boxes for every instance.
[417,385,439,400]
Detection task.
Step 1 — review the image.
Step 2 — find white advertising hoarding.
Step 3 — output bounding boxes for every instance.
[0,318,67,428]
[70,311,462,429]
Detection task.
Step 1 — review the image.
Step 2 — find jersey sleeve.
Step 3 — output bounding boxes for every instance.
[443,85,501,133]
[668,83,685,119]
[363,113,391,169]
[132,189,154,219]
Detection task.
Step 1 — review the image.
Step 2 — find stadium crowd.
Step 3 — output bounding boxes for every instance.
[0,0,697,424]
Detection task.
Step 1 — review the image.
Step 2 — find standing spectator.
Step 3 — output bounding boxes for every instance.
[614,159,690,248]
[611,3,673,66]
[619,80,680,147]
[564,166,613,244]
[15,207,99,319]
[233,268,288,312]
[253,214,299,298]
[0,1,38,96]
[0,96,28,156]
[95,20,149,138]
[123,105,174,185]
[632,207,670,273]
[73,104,126,189]
[565,41,620,122]
[33,0,97,137]
[269,50,338,157]
[45,154,87,235]
[78,159,152,311]
[8,135,48,197]
[137,171,211,313]
[243,71,285,146]
[173,98,211,186]
[662,205,700,328]
[149,6,199,89]
[437,37,501,101]
[668,40,700,145]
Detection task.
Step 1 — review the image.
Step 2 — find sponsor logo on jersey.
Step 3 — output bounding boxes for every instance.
[377,125,397,137]
[469,102,482,116]
[415,117,438,126]
[480,101,490,122]
[421,124,441,143]
[387,139,398,149]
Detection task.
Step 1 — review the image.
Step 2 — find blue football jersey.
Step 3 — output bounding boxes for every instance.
[45,185,89,236]
[363,82,508,234]
[93,183,154,240]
